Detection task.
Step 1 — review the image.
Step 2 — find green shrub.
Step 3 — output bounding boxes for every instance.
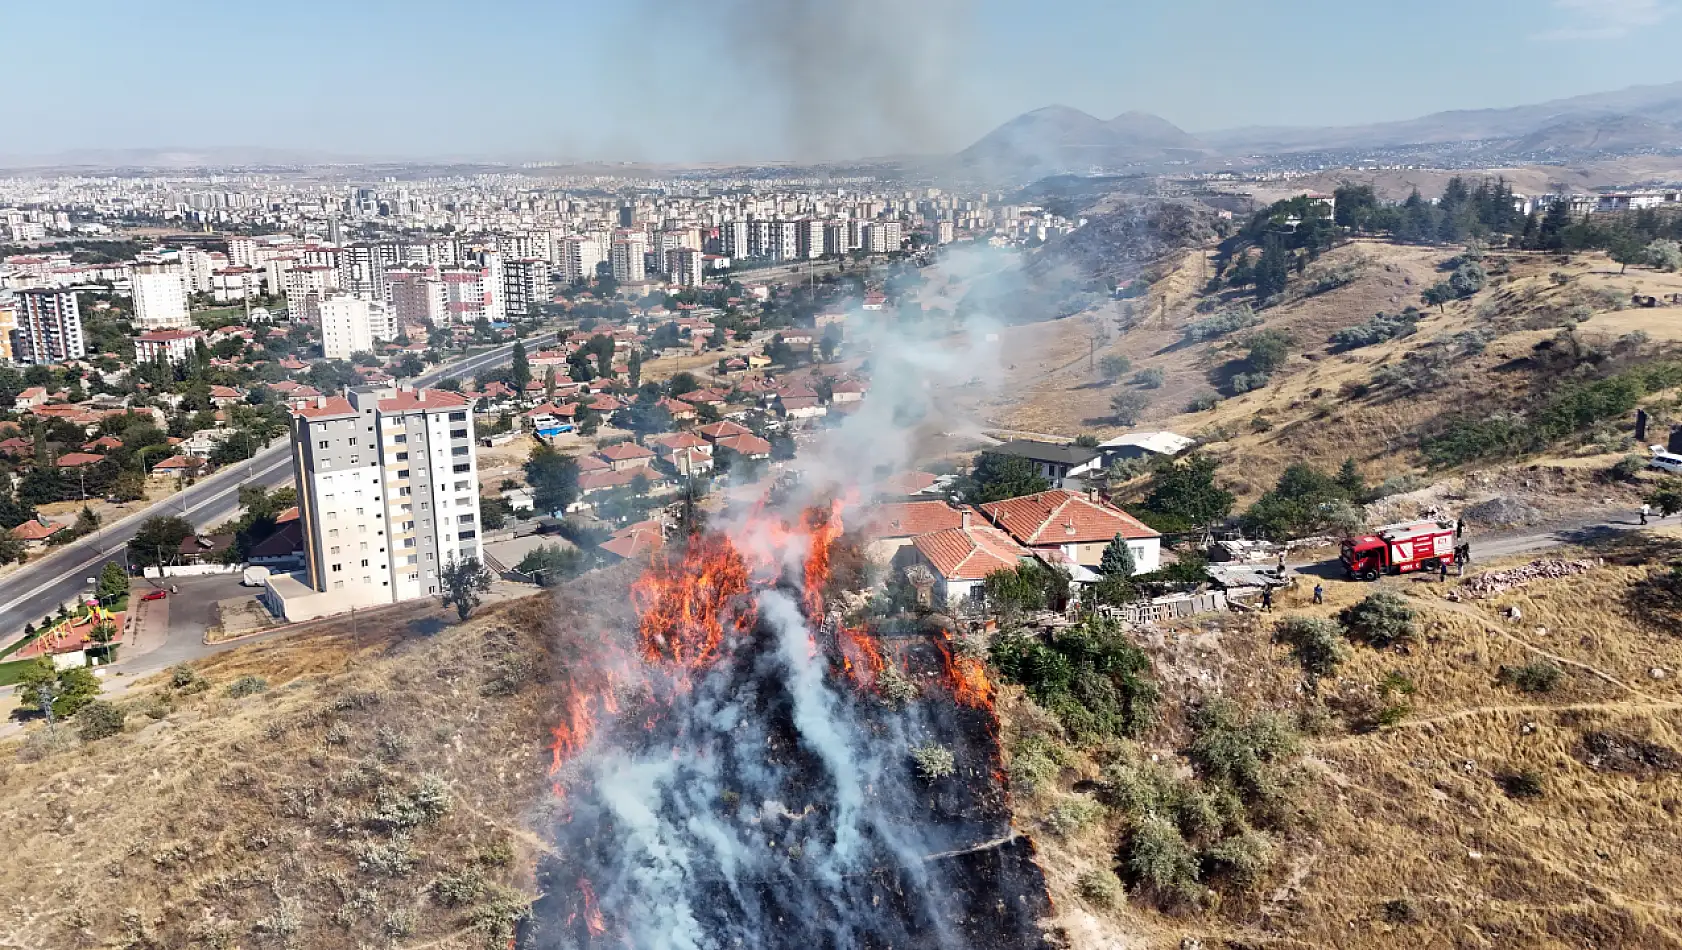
[1133,367,1165,389]
[1110,390,1151,425]
[1008,734,1068,794]
[1274,616,1348,681]
[1339,592,1419,649]
[1203,827,1275,890]
[1042,795,1106,837]
[355,838,417,877]
[225,675,269,698]
[1498,768,1545,798]
[876,662,918,705]
[432,868,487,907]
[991,616,1159,744]
[1499,659,1562,694]
[1076,868,1124,907]
[911,743,956,781]
[1184,305,1261,343]
[1329,309,1421,351]
[1187,699,1300,804]
[76,701,126,741]
[1126,814,1201,902]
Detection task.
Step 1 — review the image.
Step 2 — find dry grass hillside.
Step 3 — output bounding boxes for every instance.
[0,583,625,950]
[967,238,1682,505]
[1011,530,1682,949]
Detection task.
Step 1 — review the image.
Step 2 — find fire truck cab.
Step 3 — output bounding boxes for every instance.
[1341,519,1467,581]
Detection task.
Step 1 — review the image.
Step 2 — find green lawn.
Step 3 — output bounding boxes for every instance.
[0,658,36,687]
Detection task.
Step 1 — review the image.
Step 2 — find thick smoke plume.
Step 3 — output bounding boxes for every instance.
[527,267,1053,948]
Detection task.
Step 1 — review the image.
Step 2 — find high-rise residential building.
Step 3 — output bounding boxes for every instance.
[665,247,704,287]
[387,266,447,329]
[179,246,217,294]
[131,262,192,330]
[339,243,387,300]
[824,221,852,256]
[721,220,749,259]
[795,218,824,259]
[440,265,504,324]
[748,219,771,258]
[864,221,904,254]
[768,219,798,261]
[12,288,84,364]
[284,265,338,324]
[229,237,259,268]
[502,258,549,317]
[610,237,646,283]
[0,303,17,363]
[934,220,956,244]
[556,236,606,284]
[319,293,390,359]
[268,385,481,622]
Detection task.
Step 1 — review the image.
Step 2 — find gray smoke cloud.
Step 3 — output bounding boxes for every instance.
[692,0,973,161]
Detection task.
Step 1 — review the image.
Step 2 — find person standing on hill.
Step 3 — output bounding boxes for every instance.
[1641,503,1651,526]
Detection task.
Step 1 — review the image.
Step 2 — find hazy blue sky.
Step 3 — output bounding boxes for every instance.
[8,0,1679,161]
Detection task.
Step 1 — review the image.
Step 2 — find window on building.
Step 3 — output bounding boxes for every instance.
[329,528,339,538]
[332,563,342,572]
[425,553,434,561]
[334,580,344,589]
[393,434,406,443]
[397,469,410,478]
[361,559,369,567]
[402,520,415,531]
[360,541,368,551]
[453,463,470,473]
[450,428,467,439]
[349,457,359,465]
[318,440,328,449]
[455,481,470,492]
[330,545,340,554]
[402,538,416,548]
[356,507,364,516]
[399,487,411,497]
[458,514,475,525]
[451,446,469,457]
[348,438,357,446]
[396,452,408,461]
[449,412,466,422]
[420,502,429,510]
[459,530,477,540]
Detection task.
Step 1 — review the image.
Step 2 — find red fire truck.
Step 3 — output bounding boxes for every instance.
[1341,519,1468,580]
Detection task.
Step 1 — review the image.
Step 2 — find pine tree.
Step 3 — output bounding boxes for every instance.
[628,348,642,389]
[1335,458,1364,499]
[510,340,531,392]
[1099,533,1137,578]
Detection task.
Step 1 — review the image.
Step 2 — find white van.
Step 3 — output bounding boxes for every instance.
[1648,445,1682,474]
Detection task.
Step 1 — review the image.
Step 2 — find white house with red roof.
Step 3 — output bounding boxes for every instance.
[907,509,1033,607]
[979,489,1160,574]
[594,441,655,472]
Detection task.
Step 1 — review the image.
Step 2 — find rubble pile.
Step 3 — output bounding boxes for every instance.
[1453,558,1597,600]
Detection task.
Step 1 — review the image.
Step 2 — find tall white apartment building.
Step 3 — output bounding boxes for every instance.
[721,220,749,259]
[555,236,605,284]
[284,264,338,324]
[229,237,259,267]
[12,288,84,364]
[864,221,904,254]
[339,243,387,300]
[768,219,798,261]
[439,265,505,324]
[179,246,218,294]
[665,247,703,287]
[824,221,853,256]
[795,218,824,259]
[319,293,392,359]
[266,385,482,622]
[502,258,549,316]
[610,236,646,283]
[131,262,192,330]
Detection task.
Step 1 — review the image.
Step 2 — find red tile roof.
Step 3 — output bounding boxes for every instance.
[290,396,356,419]
[601,520,665,560]
[913,524,1028,581]
[865,501,967,539]
[878,471,938,497]
[714,433,772,457]
[596,441,655,462]
[980,489,1159,546]
[696,421,751,441]
[377,388,471,413]
[647,432,707,452]
[55,452,104,468]
[576,455,610,472]
[578,467,662,492]
[275,506,300,523]
[11,519,66,541]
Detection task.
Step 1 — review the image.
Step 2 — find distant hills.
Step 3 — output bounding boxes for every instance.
[963,81,1682,178]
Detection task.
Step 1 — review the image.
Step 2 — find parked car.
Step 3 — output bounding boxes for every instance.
[141,589,168,602]
[1648,445,1682,475]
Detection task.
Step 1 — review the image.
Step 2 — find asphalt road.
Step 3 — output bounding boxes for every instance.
[0,333,554,638]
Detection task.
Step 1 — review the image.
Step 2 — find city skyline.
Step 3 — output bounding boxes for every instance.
[7,0,1681,164]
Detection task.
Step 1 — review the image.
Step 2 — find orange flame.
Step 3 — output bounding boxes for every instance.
[632,531,753,667]
[579,877,607,937]
[838,624,886,687]
[935,630,994,709]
